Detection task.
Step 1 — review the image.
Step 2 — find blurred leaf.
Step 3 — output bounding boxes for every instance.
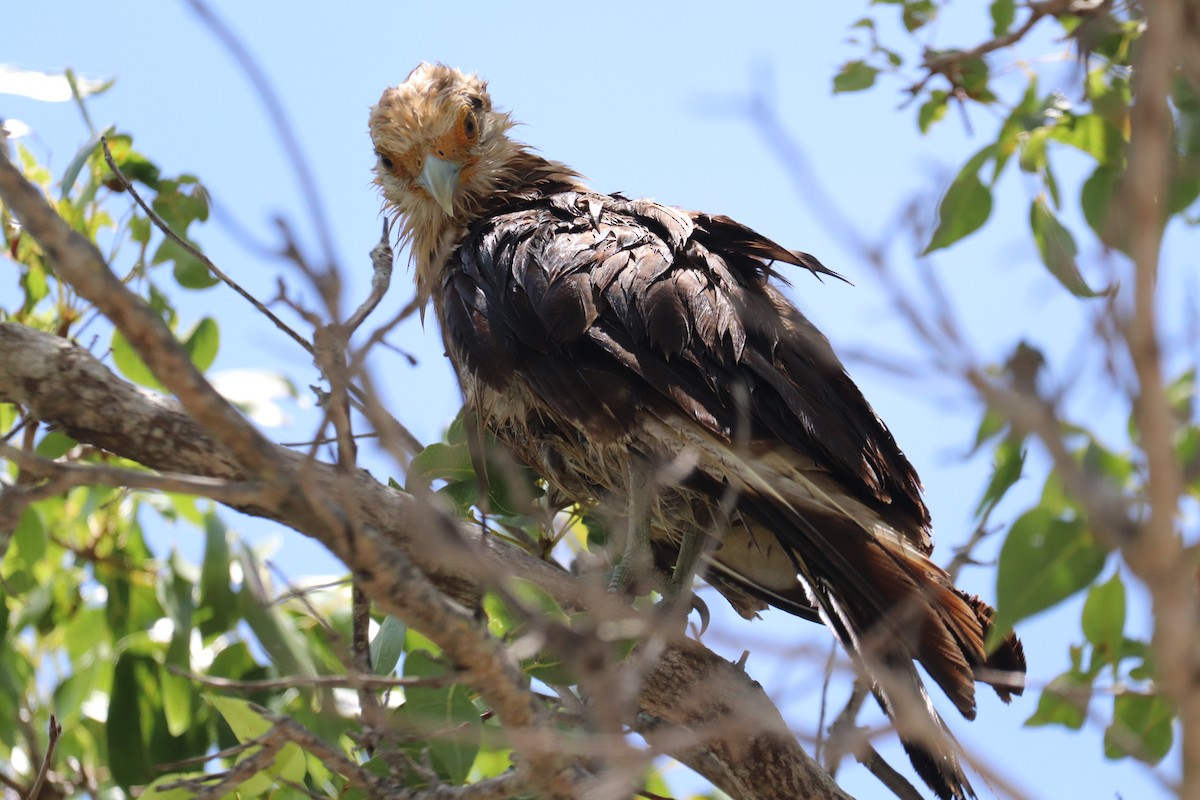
[371,615,406,675]
[1081,571,1126,666]
[1052,113,1125,166]
[182,317,219,372]
[833,60,879,94]
[994,507,1109,637]
[199,513,236,636]
[111,327,165,391]
[1026,669,1092,729]
[1105,693,1175,763]
[100,134,162,189]
[902,0,936,31]
[35,431,78,459]
[141,776,205,800]
[210,694,270,742]
[407,442,476,490]
[990,0,1015,36]
[60,127,114,200]
[924,146,994,253]
[160,664,194,738]
[154,237,218,290]
[975,437,1025,518]
[239,547,318,679]
[1081,163,1126,251]
[402,650,481,784]
[151,176,209,232]
[108,652,153,789]
[917,89,949,133]
[1030,195,1105,297]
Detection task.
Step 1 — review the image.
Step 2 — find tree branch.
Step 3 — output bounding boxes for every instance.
[0,321,849,800]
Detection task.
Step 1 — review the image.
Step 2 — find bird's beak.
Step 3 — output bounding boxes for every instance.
[417,154,461,216]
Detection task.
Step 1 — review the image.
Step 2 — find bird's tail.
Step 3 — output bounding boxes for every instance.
[704,457,1025,800]
[778,505,1024,800]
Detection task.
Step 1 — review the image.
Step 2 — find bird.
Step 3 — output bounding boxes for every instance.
[369,62,1025,800]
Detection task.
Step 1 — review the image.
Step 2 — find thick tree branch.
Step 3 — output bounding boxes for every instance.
[0,321,847,800]
[1125,2,1198,796]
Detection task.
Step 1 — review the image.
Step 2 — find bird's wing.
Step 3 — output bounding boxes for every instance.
[440,190,1024,800]
[442,190,932,549]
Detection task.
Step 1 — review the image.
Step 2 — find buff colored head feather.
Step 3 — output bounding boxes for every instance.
[370,64,518,232]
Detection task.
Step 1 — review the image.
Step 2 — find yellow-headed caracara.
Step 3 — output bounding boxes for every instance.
[370,62,1025,800]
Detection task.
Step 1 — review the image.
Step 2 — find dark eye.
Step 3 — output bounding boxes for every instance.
[377,152,394,170]
[463,113,478,140]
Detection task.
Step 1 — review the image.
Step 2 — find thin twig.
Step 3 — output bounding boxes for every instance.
[27,715,62,800]
[169,666,460,692]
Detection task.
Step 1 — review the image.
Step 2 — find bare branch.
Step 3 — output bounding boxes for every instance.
[27,715,62,800]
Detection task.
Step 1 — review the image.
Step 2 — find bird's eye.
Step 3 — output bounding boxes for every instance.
[377,152,395,170]
[463,112,478,141]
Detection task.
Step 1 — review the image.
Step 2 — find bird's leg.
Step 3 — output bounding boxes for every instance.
[608,457,651,594]
[667,528,705,599]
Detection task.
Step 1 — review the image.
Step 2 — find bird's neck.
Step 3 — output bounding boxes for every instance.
[410,148,586,307]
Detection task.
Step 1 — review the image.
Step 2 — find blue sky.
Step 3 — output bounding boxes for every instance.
[3,2,1176,798]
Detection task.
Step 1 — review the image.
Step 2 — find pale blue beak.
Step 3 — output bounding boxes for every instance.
[417,154,461,216]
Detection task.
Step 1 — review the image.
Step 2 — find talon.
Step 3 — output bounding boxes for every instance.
[692,594,711,636]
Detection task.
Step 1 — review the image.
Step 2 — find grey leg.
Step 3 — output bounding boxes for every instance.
[608,456,651,593]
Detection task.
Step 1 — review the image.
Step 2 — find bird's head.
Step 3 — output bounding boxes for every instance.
[370,63,518,233]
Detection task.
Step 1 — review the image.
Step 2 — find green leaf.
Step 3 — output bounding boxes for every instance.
[1081,163,1125,250]
[60,127,114,200]
[407,442,476,490]
[371,615,406,675]
[108,653,153,789]
[182,317,219,372]
[975,438,1025,518]
[402,650,481,784]
[160,664,194,737]
[1030,195,1105,297]
[141,776,205,800]
[35,431,78,459]
[238,546,318,679]
[917,90,949,133]
[902,0,936,32]
[971,407,1009,452]
[210,695,270,742]
[111,327,165,391]
[1081,571,1126,666]
[924,146,995,253]
[199,513,236,636]
[101,134,162,189]
[1026,669,1092,729]
[1105,693,1175,763]
[154,237,218,290]
[833,60,880,94]
[151,176,209,232]
[1052,113,1125,166]
[990,0,1015,36]
[993,507,1110,637]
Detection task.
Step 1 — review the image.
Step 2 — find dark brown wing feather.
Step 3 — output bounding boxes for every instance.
[439,188,1024,800]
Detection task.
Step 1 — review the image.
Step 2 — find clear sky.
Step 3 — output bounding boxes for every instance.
[3,2,1175,798]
